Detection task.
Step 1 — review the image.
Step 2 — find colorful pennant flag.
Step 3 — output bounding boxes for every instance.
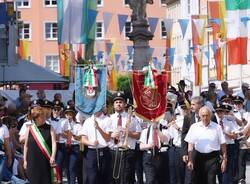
[148,17,159,34]
[192,18,206,44]
[191,15,206,85]
[163,18,173,35]
[167,48,175,66]
[18,40,29,60]
[127,46,133,56]
[184,55,192,65]
[178,19,189,39]
[59,44,70,77]
[208,0,226,81]
[75,66,107,114]
[118,14,128,34]
[225,0,249,65]
[103,12,113,33]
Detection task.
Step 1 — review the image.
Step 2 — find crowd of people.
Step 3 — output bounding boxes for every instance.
[0,80,250,184]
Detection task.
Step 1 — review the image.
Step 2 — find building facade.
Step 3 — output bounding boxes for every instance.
[166,0,250,94]
[12,0,168,74]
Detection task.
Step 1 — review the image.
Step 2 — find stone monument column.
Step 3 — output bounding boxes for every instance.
[128,0,154,70]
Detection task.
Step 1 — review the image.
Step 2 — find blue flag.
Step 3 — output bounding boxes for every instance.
[75,66,107,114]
[0,3,7,24]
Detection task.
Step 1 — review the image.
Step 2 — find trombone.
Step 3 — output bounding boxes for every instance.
[112,106,133,180]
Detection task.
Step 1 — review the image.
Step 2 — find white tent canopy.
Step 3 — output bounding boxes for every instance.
[0,60,68,84]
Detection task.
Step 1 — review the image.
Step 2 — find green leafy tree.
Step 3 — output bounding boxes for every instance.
[117,74,132,103]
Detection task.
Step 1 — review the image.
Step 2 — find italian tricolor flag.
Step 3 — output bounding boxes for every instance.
[225,0,250,65]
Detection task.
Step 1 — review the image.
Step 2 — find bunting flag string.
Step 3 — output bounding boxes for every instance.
[118,14,128,34]
[127,46,133,56]
[178,19,189,39]
[163,18,174,35]
[103,12,113,34]
[148,17,159,34]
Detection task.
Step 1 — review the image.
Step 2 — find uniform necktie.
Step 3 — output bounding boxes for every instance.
[117,114,122,127]
[153,127,159,148]
[219,120,224,130]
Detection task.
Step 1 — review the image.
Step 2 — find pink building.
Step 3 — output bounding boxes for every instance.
[13,0,167,73]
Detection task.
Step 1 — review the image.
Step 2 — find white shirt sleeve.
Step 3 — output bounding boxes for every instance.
[61,119,71,132]
[184,124,196,144]
[3,125,9,138]
[139,129,147,144]
[217,125,226,145]
[79,120,89,136]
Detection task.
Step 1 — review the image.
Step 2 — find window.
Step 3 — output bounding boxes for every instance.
[161,0,167,6]
[161,21,167,38]
[125,21,132,38]
[18,23,31,40]
[16,0,30,8]
[45,55,59,72]
[45,22,57,40]
[124,0,129,5]
[96,22,104,39]
[44,0,57,7]
[97,0,103,7]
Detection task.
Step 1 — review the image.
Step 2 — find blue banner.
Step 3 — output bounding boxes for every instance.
[0,3,7,25]
[75,66,107,114]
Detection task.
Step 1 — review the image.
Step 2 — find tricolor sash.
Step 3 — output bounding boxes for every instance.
[29,124,61,183]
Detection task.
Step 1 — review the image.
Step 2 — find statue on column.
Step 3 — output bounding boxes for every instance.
[128,0,154,23]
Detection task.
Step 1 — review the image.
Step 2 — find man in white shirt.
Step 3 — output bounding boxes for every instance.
[215,104,238,184]
[139,121,169,184]
[185,106,227,184]
[108,92,141,184]
[80,110,111,184]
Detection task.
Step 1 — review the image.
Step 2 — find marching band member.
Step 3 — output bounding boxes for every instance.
[215,104,238,184]
[108,92,141,184]
[48,100,65,136]
[185,106,227,184]
[62,106,81,184]
[139,120,170,184]
[233,96,250,184]
[168,101,189,184]
[80,110,111,184]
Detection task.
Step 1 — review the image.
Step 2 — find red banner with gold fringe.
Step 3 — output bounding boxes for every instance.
[132,71,167,121]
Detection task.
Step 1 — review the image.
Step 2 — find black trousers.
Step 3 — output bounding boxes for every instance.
[143,151,169,184]
[84,147,111,184]
[168,146,185,184]
[110,149,136,184]
[238,148,249,181]
[193,151,220,184]
[135,143,144,184]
